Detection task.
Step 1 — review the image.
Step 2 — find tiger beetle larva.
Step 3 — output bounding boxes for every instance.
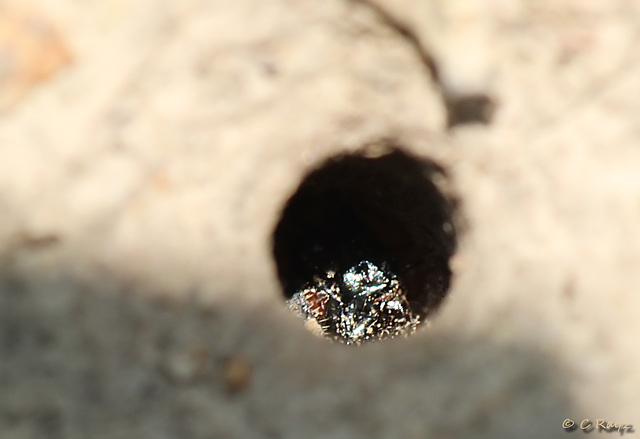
[287,260,420,345]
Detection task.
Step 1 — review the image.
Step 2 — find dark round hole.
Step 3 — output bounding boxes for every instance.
[272,146,457,342]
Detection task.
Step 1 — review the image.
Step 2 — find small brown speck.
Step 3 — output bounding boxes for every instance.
[564,278,575,300]
[17,232,60,248]
[223,355,252,394]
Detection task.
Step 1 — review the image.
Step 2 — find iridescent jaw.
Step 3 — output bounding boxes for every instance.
[287,260,420,345]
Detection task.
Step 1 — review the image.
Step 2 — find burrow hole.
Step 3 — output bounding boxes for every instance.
[272,146,458,342]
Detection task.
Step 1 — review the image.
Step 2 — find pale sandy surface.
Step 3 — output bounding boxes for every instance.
[1,1,639,438]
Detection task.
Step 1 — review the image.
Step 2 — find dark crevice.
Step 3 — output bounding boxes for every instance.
[445,93,496,127]
[352,0,496,128]
[350,0,441,83]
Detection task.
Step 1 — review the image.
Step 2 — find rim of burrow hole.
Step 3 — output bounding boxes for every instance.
[271,143,459,343]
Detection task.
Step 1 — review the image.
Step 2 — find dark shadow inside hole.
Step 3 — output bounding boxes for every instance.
[272,147,457,322]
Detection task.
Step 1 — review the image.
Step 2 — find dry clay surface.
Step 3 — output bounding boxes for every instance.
[1,1,640,438]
